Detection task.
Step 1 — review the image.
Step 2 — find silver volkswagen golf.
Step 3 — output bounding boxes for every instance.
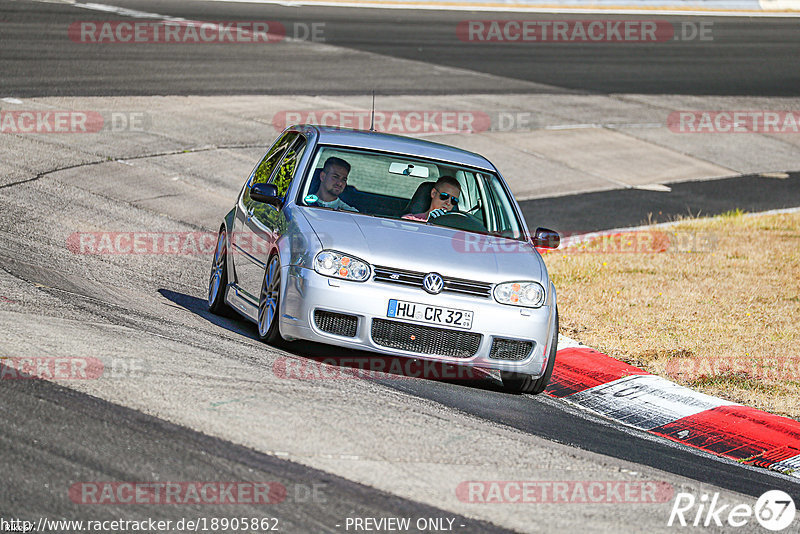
[209,125,560,393]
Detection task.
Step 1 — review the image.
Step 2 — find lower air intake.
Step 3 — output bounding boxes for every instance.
[371,319,481,358]
[489,338,534,361]
[314,310,358,338]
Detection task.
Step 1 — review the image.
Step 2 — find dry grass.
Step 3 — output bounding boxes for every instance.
[546,209,800,419]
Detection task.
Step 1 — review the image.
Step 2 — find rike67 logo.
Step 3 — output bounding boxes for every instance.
[669,490,796,531]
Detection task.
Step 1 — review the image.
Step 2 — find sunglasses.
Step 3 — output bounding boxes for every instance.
[435,189,459,205]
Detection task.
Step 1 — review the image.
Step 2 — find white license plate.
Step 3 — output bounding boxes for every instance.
[387,299,474,329]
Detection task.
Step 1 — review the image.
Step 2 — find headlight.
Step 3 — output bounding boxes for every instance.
[493,281,546,308]
[313,250,370,282]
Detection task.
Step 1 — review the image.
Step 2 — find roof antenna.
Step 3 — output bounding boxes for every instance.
[369,91,376,132]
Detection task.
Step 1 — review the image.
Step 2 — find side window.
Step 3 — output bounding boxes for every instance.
[270,137,307,198]
[243,132,297,208]
[483,174,522,238]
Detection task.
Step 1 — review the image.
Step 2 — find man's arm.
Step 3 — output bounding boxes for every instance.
[339,199,358,212]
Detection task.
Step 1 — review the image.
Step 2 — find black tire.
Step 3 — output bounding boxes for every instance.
[208,228,232,315]
[501,308,558,394]
[257,254,283,344]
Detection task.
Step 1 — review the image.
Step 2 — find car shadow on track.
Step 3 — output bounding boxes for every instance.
[158,288,256,338]
[159,288,507,394]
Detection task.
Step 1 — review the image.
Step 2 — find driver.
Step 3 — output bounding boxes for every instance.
[402,176,461,222]
[309,157,358,212]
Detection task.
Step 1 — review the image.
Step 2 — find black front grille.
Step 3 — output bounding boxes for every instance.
[489,338,534,361]
[314,310,358,337]
[373,266,491,299]
[371,319,482,358]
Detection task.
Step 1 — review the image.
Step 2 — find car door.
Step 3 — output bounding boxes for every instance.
[232,132,297,304]
[236,134,307,300]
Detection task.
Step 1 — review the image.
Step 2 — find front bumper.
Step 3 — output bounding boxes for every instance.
[279,265,556,376]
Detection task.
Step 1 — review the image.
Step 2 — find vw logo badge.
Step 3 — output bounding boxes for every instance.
[422,273,444,295]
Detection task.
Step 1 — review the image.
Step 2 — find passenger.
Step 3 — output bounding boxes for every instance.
[309,157,357,212]
[403,176,461,222]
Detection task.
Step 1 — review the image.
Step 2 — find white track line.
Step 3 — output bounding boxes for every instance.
[195,0,800,17]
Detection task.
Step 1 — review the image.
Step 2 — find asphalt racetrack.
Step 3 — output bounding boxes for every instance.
[2,0,799,96]
[1,0,800,532]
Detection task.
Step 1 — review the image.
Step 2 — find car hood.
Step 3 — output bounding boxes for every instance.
[301,208,546,284]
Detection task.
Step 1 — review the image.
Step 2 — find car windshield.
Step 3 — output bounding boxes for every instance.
[297,146,526,240]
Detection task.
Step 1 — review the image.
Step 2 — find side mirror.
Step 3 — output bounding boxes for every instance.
[250,183,282,208]
[532,227,560,249]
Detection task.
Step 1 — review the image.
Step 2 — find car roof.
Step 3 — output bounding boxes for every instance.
[290,125,496,172]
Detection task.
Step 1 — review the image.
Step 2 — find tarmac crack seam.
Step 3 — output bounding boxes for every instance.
[0,143,265,190]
